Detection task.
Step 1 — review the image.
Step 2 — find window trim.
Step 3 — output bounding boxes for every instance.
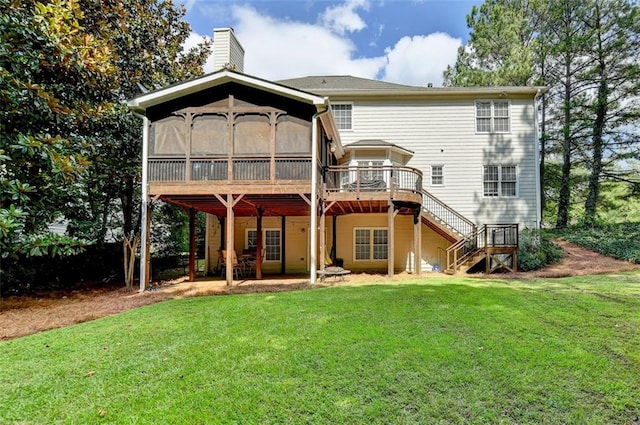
[482,164,518,198]
[430,165,444,186]
[353,227,388,262]
[475,100,511,134]
[245,228,281,262]
[331,102,354,131]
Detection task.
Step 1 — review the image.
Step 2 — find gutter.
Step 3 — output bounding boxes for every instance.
[533,88,543,229]
[310,101,333,285]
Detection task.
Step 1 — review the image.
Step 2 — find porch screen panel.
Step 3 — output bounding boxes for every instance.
[150,116,186,155]
[233,114,270,155]
[191,114,227,155]
[275,116,311,154]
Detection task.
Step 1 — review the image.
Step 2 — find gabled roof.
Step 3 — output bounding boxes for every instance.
[278,75,547,98]
[127,69,328,113]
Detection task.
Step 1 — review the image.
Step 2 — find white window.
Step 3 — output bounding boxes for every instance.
[431,165,444,186]
[476,100,510,133]
[332,103,352,130]
[483,165,517,197]
[357,160,384,181]
[246,228,281,261]
[354,228,388,261]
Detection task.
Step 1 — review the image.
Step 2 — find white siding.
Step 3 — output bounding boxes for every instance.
[338,97,539,228]
[213,28,244,72]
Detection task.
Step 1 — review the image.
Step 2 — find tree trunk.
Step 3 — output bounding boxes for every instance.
[584,4,607,227]
[556,58,573,229]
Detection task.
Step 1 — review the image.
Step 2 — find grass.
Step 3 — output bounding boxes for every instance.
[1,274,639,424]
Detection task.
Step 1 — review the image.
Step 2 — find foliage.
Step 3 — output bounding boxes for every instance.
[2,277,639,423]
[0,0,117,257]
[554,222,640,263]
[68,0,212,244]
[0,243,123,296]
[517,228,564,271]
[443,0,540,86]
[0,0,211,267]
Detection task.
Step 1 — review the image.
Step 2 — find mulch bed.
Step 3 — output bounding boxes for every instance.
[1,241,638,341]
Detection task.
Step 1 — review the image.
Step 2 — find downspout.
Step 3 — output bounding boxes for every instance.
[310,103,332,285]
[533,89,542,229]
[134,112,150,292]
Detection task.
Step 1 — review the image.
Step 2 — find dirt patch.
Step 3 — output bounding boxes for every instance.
[1,240,638,341]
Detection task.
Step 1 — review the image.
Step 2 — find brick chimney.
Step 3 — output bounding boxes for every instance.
[213,27,245,73]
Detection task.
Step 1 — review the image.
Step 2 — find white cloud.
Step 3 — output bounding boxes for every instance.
[319,0,369,35]
[382,33,462,86]
[194,3,461,86]
[183,32,215,73]
[232,5,385,80]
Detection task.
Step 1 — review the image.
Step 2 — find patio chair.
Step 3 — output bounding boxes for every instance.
[220,250,243,279]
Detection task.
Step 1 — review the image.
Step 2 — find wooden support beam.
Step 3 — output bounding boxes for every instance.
[388,201,395,278]
[188,208,196,282]
[414,208,421,276]
[225,193,235,286]
[256,207,263,280]
[319,206,326,270]
[281,216,286,275]
[142,202,152,290]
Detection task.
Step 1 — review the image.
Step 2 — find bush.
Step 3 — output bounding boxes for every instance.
[518,228,564,272]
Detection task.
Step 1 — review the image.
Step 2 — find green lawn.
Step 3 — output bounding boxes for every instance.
[1,273,639,424]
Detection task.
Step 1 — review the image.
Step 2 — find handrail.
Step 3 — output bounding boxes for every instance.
[446,225,484,273]
[421,189,476,237]
[445,224,519,273]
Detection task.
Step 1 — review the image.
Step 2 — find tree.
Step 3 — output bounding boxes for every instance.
[69,0,212,245]
[579,0,640,226]
[443,0,540,87]
[0,0,118,257]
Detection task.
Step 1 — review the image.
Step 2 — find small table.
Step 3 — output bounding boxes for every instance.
[317,267,351,282]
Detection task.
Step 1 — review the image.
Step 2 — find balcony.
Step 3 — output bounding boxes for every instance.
[323,165,423,206]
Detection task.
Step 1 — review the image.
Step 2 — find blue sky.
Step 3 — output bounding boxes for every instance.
[183,0,481,86]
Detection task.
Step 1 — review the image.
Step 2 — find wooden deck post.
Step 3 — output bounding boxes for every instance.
[226,193,234,286]
[319,204,326,270]
[414,208,421,276]
[388,200,395,278]
[256,207,263,280]
[140,202,152,291]
[188,208,196,282]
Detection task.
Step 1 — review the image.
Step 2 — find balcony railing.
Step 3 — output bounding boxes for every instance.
[324,165,423,196]
[148,156,313,183]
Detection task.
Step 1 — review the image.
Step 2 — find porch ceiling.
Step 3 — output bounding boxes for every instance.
[159,194,312,217]
[324,200,417,216]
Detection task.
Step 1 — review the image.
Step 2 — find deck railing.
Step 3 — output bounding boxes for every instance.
[446,224,519,273]
[324,165,423,196]
[148,156,312,183]
[420,189,476,238]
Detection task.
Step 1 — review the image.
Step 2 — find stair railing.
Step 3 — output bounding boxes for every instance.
[445,224,519,274]
[446,225,485,274]
[421,189,476,237]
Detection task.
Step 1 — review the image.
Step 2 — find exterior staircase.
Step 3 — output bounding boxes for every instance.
[420,189,518,274]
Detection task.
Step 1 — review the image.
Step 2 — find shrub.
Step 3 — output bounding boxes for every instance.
[518,228,564,272]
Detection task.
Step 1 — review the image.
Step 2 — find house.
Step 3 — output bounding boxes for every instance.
[127,28,545,290]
